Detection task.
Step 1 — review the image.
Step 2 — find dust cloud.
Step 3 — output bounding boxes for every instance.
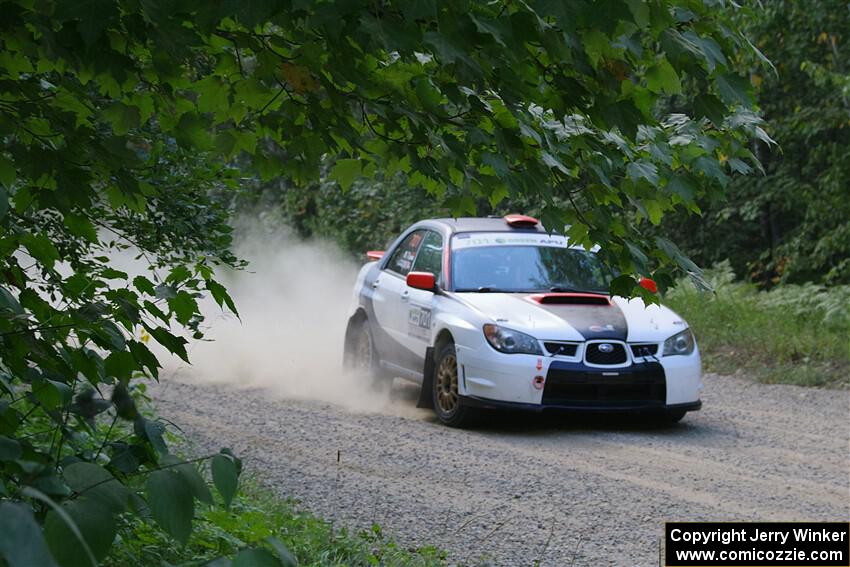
[163,224,425,416]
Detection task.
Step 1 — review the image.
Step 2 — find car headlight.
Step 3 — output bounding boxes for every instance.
[663,328,695,356]
[483,324,543,355]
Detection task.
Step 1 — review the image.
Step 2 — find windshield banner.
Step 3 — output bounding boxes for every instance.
[452,232,568,249]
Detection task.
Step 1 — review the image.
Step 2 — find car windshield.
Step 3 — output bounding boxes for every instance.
[451,240,613,293]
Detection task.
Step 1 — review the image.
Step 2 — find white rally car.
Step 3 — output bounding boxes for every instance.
[343,215,702,427]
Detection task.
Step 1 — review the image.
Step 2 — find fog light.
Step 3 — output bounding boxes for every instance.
[533,375,545,390]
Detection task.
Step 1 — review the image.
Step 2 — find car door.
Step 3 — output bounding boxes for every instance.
[399,230,443,364]
[371,230,425,367]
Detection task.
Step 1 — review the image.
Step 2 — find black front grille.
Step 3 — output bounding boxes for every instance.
[543,362,666,407]
[630,343,659,357]
[585,342,627,365]
[543,342,578,357]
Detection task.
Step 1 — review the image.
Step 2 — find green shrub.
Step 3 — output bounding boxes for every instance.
[666,262,850,387]
[105,477,446,567]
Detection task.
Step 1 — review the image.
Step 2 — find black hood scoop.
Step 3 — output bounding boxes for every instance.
[528,293,612,306]
[526,293,626,340]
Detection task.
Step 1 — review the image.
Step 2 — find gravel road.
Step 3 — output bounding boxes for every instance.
[152,373,850,566]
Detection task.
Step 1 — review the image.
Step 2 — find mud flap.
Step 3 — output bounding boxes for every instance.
[416,347,435,409]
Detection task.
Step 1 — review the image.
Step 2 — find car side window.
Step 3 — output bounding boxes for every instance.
[411,231,443,279]
[386,230,425,276]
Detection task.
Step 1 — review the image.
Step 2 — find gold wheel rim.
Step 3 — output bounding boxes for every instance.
[435,354,459,413]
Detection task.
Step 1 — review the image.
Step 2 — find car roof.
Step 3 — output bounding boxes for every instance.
[424,217,548,234]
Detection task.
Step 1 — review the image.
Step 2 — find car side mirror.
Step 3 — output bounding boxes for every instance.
[406,271,437,291]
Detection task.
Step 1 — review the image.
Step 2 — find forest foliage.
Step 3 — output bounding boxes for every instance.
[0,0,791,565]
[257,1,850,288]
[660,0,850,286]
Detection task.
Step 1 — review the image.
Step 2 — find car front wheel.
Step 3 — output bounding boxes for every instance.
[432,342,479,428]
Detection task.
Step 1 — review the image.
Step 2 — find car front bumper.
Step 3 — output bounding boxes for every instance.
[455,343,703,409]
[459,395,701,413]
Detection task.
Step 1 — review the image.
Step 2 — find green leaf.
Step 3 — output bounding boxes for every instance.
[726,157,752,175]
[138,418,168,455]
[166,265,192,284]
[541,152,570,175]
[96,320,127,350]
[133,275,156,296]
[646,58,681,94]
[162,456,214,505]
[626,242,649,274]
[601,100,643,140]
[100,268,127,280]
[655,236,702,274]
[666,174,696,202]
[609,274,637,297]
[195,76,230,115]
[0,502,60,567]
[180,463,214,505]
[693,94,725,126]
[644,199,664,225]
[716,73,754,107]
[211,454,239,508]
[742,34,777,78]
[206,279,238,316]
[330,159,362,192]
[22,233,60,269]
[0,187,7,221]
[143,324,189,362]
[111,382,139,420]
[63,214,98,243]
[168,291,198,325]
[44,498,113,566]
[0,286,23,315]
[155,283,178,299]
[63,462,130,514]
[147,469,195,545]
[128,339,161,378]
[626,160,659,186]
[0,155,15,189]
[103,102,140,136]
[0,435,22,461]
[266,537,298,567]
[401,0,436,20]
[33,475,71,498]
[175,112,212,150]
[104,351,136,380]
[33,380,72,411]
[232,548,283,567]
[693,156,728,184]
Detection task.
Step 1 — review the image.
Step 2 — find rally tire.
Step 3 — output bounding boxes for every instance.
[345,319,390,392]
[432,342,479,428]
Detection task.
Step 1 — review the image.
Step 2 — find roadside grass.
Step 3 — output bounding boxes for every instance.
[105,475,446,567]
[99,396,447,567]
[665,262,850,388]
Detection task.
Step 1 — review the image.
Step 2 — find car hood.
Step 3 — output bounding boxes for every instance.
[450,292,687,343]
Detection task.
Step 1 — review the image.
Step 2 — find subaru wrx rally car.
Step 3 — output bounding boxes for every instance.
[343,215,702,427]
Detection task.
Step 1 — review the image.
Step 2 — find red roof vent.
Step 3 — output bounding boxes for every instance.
[504,214,539,228]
